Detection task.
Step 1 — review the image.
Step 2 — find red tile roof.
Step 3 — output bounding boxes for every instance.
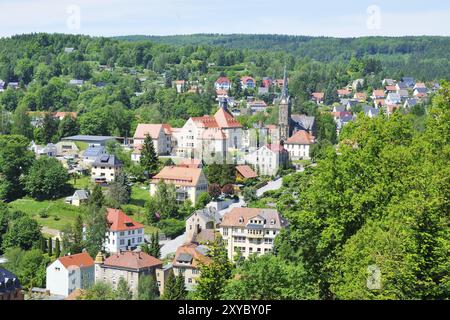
[236,165,258,179]
[104,251,162,270]
[285,130,315,145]
[311,92,324,100]
[134,124,163,140]
[107,208,145,232]
[372,90,385,98]
[215,77,231,84]
[337,89,351,96]
[59,252,94,269]
[214,107,242,128]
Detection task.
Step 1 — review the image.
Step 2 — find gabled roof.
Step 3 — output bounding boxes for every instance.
[241,76,255,83]
[103,251,162,270]
[134,124,164,140]
[83,145,106,157]
[311,92,325,100]
[107,208,145,232]
[214,108,242,128]
[0,268,21,292]
[151,166,205,187]
[220,208,287,229]
[236,165,258,179]
[92,154,123,167]
[173,243,211,268]
[285,130,315,145]
[372,90,385,98]
[266,144,287,153]
[215,76,231,84]
[58,252,94,269]
[73,190,89,200]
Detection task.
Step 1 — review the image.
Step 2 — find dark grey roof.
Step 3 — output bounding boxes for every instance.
[415,87,428,93]
[401,77,415,86]
[62,135,116,143]
[334,106,346,113]
[73,190,89,200]
[291,114,315,132]
[0,268,21,293]
[177,253,193,263]
[405,98,418,106]
[396,82,408,89]
[83,146,106,157]
[92,154,123,167]
[189,207,221,225]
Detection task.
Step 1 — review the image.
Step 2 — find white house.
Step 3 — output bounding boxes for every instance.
[91,154,123,183]
[150,166,208,205]
[214,77,232,91]
[219,208,288,260]
[244,144,289,177]
[82,145,106,166]
[46,252,95,297]
[174,107,243,163]
[29,142,57,158]
[284,130,315,160]
[104,208,145,253]
[133,124,172,159]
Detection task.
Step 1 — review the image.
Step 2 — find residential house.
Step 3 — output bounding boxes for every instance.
[150,166,208,204]
[386,93,402,105]
[0,268,24,300]
[94,251,163,297]
[241,76,256,90]
[53,112,77,121]
[244,144,289,177]
[174,106,243,162]
[396,82,408,91]
[373,99,386,108]
[354,92,367,102]
[65,190,89,207]
[398,89,410,100]
[284,130,315,160]
[219,207,287,260]
[186,207,221,243]
[404,98,419,108]
[173,243,211,291]
[385,85,397,93]
[214,77,232,91]
[133,124,172,158]
[382,79,396,87]
[46,252,95,297]
[413,82,426,90]
[69,79,84,86]
[104,208,145,253]
[291,114,316,136]
[362,106,380,118]
[371,89,385,100]
[173,80,186,93]
[387,104,401,116]
[335,114,355,133]
[55,141,79,157]
[248,100,268,113]
[7,82,19,90]
[91,154,123,183]
[333,106,346,113]
[82,145,107,165]
[401,77,415,88]
[235,165,258,181]
[29,142,57,158]
[346,99,359,111]
[352,79,364,91]
[337,89,352,98]
[413,87,428,98]
[311,92,325,104]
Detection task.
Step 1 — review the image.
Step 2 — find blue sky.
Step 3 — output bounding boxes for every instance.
[1,0,449,38]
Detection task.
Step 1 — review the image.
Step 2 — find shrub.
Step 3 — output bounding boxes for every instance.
[38,209,49,218]
[157,219,185,239]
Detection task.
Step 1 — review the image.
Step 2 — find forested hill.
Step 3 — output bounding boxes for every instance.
[115,34,450,79]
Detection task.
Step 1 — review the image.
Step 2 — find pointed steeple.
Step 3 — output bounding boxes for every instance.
[281,65,289,100]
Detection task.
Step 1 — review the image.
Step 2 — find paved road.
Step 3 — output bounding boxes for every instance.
[159,178,283,259]
[42,226,60,237]
[256,178,283,197]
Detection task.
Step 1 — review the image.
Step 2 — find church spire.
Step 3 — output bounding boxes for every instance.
[281,64,289,100]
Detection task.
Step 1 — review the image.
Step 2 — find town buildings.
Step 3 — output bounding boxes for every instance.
[46,252,95,297]
[244,144,289,176]
[219,208,287,260]
[150,166,208,204]
[104,208,145,253]
[0,268,24,300]
[91,154,123,183]
[186,207,221,243]
[94,251,163,297]
[284,130,315,160]
[133,124,173,158]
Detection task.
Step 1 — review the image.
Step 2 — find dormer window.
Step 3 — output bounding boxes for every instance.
[239,217,244,224]
[270,219,275,225]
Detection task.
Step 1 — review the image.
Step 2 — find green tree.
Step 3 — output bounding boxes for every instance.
[154,180,179,219]
[55,237,61,257]
[194,238,232,300]
[149,232,161,258]
[24,156,70,200]
[195,192,212,209]
[140,134,159,176]
[48,237,53,256]
[58,115,79,139]
[162,270,178,300]
[115,277,133,300]
[138,274,160,300]
[11,104,33,139]
[107,172,131,208]
[2,215,41,251]
[83,282,115,300]
[175,273,188,300]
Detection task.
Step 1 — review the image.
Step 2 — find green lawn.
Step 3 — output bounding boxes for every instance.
[9,181,160,234]
[9,198,85,230]
[69,175,92,190]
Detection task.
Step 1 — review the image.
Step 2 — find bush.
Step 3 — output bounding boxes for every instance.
[38,209,49,218]
[53,215,60,221]
[157,219,185,239]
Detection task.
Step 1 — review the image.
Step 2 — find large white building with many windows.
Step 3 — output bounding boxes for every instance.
[219,208,287,260]
[104,208,145,253]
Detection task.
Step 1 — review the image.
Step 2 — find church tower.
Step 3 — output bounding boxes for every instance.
[278,66,292,142]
